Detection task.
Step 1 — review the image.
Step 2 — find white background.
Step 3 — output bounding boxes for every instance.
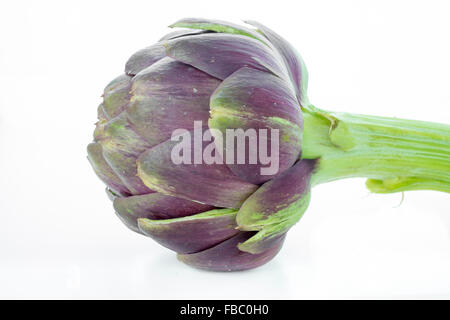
[0,0,449,299]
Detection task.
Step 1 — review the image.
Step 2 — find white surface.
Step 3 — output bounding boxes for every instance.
[0,0,449,299]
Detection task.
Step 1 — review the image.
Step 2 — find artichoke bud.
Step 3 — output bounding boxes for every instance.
[87,18,311,271]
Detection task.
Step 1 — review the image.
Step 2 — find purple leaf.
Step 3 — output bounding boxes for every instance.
[164,33,285,80]
[178,232,285,271]
[128,57,220,146]
[136,128,258,208]
[138,208,239,254]
[114,192,214,232]
[245,20,309,106]
[209,67,303,184]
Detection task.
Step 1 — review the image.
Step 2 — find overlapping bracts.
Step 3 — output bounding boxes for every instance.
[88,18,315,271]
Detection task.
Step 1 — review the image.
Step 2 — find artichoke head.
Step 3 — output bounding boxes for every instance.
[87,18,315,271]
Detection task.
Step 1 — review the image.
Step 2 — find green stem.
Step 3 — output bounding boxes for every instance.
[301,106,450,193]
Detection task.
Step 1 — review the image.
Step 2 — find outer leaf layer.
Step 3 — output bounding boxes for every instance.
[159,29,211,41]
[209,67,303,184]
[136,128,259,208]
[138,209,239,254]
[96,113,153,195]
[170,18,267,44]
[125,43,165,76]
[87,143,130,196]
[245,20,309,106]
[164,33,284,80]
[128,57,220,146]
[102,74,132,119]
[178,232,285,271]
[237,159,316,253]
[114,192,214,232]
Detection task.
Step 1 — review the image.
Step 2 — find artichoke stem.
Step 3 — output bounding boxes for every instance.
[301,106,450,193]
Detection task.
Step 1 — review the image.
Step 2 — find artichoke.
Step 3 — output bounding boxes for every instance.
[88,18,450,271]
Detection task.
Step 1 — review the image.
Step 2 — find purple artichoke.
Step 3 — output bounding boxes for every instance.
[88,18,450,271]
